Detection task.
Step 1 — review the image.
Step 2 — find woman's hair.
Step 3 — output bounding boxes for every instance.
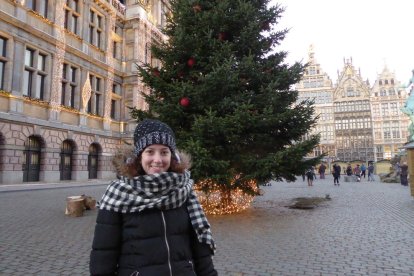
[112,146,191,178]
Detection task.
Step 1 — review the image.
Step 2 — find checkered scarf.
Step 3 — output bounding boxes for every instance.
[98,170,215,251]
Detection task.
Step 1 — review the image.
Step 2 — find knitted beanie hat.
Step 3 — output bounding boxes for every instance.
[133,119,177,158]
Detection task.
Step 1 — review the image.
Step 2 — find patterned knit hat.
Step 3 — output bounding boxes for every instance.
[133,119,177,159]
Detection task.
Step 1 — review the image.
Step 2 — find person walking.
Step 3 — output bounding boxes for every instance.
[333,164,341,186]
[360,163,366,179]
[400,162,409,186]
[368,163,375,181]
[90,119,217,276]
[306,167,315,186]
[354,164,361,182]
[318,163,326,179]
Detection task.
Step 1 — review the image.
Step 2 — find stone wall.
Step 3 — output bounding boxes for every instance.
[0,121,118,184]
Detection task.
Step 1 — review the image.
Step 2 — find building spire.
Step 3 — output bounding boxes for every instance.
[308,44,315,64]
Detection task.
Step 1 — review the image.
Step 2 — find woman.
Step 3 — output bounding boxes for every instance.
[90,119,217,276]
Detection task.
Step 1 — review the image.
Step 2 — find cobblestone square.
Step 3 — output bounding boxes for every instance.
[1,176,414,275]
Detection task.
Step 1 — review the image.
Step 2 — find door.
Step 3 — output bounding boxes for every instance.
[60,141,73,180]
[88,144,98,179]
[23,137,41,182]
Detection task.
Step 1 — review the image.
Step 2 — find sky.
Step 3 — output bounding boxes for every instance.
[269,0,413,85]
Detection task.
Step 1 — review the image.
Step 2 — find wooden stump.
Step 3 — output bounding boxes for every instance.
[65,196,85,217]
[82,195,97,210]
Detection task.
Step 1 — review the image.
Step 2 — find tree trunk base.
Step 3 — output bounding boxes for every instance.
[65,196,85,217]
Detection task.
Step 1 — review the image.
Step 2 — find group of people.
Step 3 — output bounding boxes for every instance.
[304,162,377,187]
[305,161,411,188]
[344,163,375,182]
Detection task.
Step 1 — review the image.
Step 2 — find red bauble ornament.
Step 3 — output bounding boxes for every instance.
[152,69,160,77]
[187,57,196,68]
[180,97,190,107]
[218,31,228,41]
[262,21,271,31]
[192,4,202,13]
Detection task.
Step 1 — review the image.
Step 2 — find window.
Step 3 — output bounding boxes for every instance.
[61,63,78,108]
[381,103,389,116]
[25,0,49,18]
[372,104,379,116]
[64,0,79,34]
[308,67,316,75]
[23,48,48,99]
[390,103,398,115]
[87,74,103,115]
[0,37,7,90]
[111,99,117,119]
[113,41,118,58]
[391,121,400,138]
[380,89,386,96]
[111,83,122,120]
[346,87,355,97]
[112,83,121,95]
[374,123,381,139]
[383,122,391,140]
[89,10,104,48]
[388,88,395,96]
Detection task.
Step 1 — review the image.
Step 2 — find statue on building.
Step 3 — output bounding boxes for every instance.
[401,70,414,141]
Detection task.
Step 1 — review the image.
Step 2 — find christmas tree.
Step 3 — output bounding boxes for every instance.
[132,0,320,195]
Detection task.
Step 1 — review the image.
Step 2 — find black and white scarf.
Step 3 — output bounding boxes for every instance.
[98,170,215,252]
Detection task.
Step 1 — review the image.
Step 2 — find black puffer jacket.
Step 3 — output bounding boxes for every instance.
[90,204,217,276]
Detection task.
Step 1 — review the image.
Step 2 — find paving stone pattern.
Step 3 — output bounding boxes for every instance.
[0,176,414,275]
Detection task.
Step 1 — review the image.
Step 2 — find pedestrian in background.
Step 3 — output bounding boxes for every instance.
[306,167,315,186]
[368,163,375,181]
[336,164,341,180]
[360,163,366,179]
[333,164,341,186]
[346,164,353,176]
[90,119,217,276]
[400,162,409,186]
[354,164,361,182]
[318,163,326,179]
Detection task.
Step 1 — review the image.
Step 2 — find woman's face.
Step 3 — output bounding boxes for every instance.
[141,144,171,175]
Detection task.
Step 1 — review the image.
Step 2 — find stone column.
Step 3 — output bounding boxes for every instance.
[48,0,66,121]
[71,151,89,181]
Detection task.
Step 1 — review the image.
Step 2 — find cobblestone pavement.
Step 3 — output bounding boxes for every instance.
[1,176,414,275]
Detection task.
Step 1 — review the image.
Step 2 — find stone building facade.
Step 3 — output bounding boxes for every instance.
[296,45,336,160]
[370,67,409,160]
[0,0,169,184]
[297,46,410,163]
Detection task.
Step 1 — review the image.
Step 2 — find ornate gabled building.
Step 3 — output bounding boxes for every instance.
[333,58,374,162]
[298,46,410,163]
[370,66,409,160]
[0,0,170,184]
[296,45,336,160]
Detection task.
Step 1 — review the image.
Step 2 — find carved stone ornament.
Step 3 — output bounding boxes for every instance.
[136,0,151,10]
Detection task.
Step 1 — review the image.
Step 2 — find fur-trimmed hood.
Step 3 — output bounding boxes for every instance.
[112,145,192,178]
